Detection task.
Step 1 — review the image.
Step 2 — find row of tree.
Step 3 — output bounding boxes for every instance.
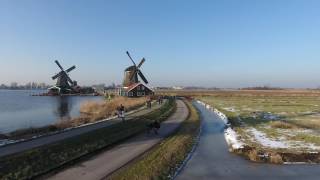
[0,82,120,90]
[0,82,51,90]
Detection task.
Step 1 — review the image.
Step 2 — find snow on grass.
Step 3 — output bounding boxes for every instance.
[247,128,289,149]
[246,127,320,151]
[224,128,244,150]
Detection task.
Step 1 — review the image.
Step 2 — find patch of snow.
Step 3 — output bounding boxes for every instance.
[247,128,289,149]
[224,127,244,150]
[246,127,320,151]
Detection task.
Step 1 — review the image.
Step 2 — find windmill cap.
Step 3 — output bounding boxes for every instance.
[125,65,136,71]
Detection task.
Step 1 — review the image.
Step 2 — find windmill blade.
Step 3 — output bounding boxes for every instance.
[55,60,64,71]
[137,58,145,68]
[52,72,61,80]
[138,70,148,84]
[66,65,76,73]
[126,51,136,66]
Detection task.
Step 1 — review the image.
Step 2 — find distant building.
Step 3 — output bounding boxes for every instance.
[119,82,154,97]
[172,86,184,90]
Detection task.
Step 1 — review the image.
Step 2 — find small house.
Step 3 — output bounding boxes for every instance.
[119,83,154,97]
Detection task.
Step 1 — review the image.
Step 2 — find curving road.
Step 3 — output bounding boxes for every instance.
[48,100,189,180]
[176,102,320,180]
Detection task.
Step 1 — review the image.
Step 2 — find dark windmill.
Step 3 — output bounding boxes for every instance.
[123,51,148,87]
[49,60,78,95]
[120,51,154,97]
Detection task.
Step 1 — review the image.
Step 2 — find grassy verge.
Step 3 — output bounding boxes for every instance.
[0,99,176,180]
[108,100,200,180]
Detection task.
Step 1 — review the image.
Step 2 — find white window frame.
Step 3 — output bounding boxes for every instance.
[141,86,145,90]
[137,92,141,96]
[128,92,133,96]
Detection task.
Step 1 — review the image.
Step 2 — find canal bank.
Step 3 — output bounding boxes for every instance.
[176,102,320,180]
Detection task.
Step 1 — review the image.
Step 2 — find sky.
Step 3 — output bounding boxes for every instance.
[0,0,320,88]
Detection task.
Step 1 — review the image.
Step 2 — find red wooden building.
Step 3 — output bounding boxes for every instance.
[119,82,154,97]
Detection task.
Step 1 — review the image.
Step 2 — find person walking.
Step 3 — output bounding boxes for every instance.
[146,120,161,135]
[153,120,160,135]
[146,98,152,109]
[119,104,125,122]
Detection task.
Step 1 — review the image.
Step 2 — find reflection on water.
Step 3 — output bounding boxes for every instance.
[0,90,103,133]
[54,97,72,120]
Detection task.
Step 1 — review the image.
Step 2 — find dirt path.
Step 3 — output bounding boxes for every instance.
[176,101,320,180]
[48,100,189,180]
[0,102,164,157]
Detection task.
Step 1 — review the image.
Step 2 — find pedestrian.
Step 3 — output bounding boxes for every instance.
[119,104,125,122]
[146,120,160,135]
[146,97,152,109]
[153,120,160,134]
[146,122,153,134]
[116,105,121,118]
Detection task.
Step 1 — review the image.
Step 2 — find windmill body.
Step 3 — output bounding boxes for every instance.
[120,51,154,97]
[56,73,71,89]
[123,65,139,87]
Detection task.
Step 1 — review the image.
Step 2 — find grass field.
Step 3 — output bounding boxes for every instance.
[195,90,320,153]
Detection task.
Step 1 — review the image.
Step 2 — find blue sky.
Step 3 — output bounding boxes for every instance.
[0,0,319,88]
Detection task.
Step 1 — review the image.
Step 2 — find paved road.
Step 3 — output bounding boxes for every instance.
[0,102,163,157]
[176,101,320,180]
[48,100,189,180]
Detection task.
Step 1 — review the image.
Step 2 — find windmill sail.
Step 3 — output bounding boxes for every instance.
[138,70,148,84]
